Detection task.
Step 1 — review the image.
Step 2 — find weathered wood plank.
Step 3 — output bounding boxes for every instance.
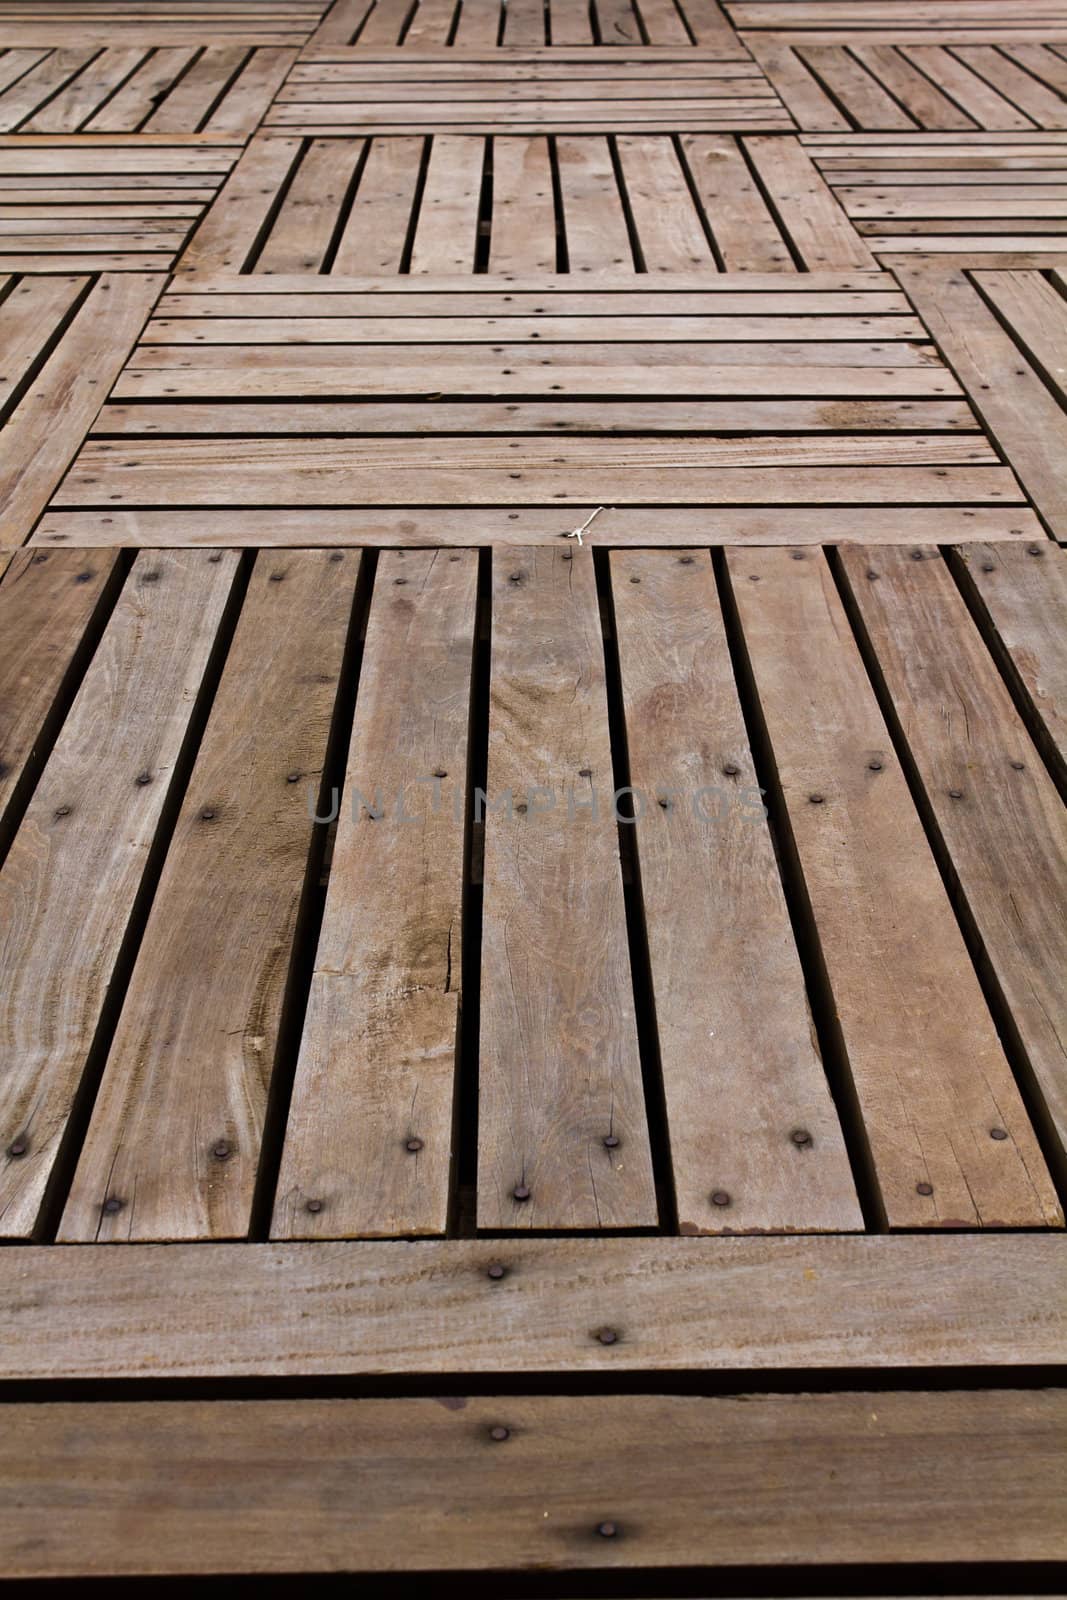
[0,272,161,548]
[953,541,1067,783]
[727,546,1062,1230]
[0,550,240,1240]
[556,134,633,272]
[616,133,717,270]
[489,135,556,273]
[899,265,1067,541]
[273,549,476,1240]
[176,133,301,275]
[681,132,794,268]
[333,135,424,274]
[255,138,363,273]
[611,550,862,1233]
[0,1389,1063,1576]
[409,134,483,273]
[478,546,657,1229]
[0,1234,1062,1378]
[744,134,879,267]
[839,544,1067,1176]
[58,550,360,1244]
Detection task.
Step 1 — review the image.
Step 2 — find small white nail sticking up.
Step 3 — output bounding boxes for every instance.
[566,506,611,546]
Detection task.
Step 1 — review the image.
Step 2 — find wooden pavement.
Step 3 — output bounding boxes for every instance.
[0,0,1065,1587]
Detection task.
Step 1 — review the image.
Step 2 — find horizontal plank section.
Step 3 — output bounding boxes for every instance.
[0,1389,1064,1575]
[0,1236,1062,1377]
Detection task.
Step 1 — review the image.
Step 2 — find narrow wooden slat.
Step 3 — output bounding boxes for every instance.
[681,132,794,268]
[744,134,878,266]
[0,272,161,548]
[0,548,120,840]
[202,45,298,137]
[954,541,1067,781]
[0,1390,1063,1576]
[451,0,502,45]
[0,271,84,396]
[0,48,95,132]
[616,134,716,270]
[899,265,1067,540]
[409,133,483,273]
[158,269,900,293]
[839,544,1067,1173]
[502,0,547,44]
[489,135,556,273]
[0,550,240,1240]
[727,546,1062,1230]
[142,312,928,341]
[255,138,362,273]
[0,1234,1062,1378]
[745,34,850,130]
[142,43,248,132]
[404,0,460,46]
[799,43,917,129]
[974,267,1067,405]
[901,46,1036,131]
[22,46,148,133]
[273,548,476,1240]
[356,0,416,44]
[176,133,301,275]
[307,0,374,46]
[611,550,862,1234]
[81,46,197,132]
[556,133,633,271]
[58,550,360,1244]
[953,45,1067,131]
[477,546,657,1230]
[850,43,977,130]
[332,134,424,274]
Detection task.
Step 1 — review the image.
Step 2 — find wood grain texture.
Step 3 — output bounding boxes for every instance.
[477,546,657,1229]
[176,133,301,275]
[273,549,477,1239]
[610,550,861,1234]
[0,1233,1063,1378]
[839,543,1067,1175]
[0,550,239,1240]
[0,272,161,547]
[57,550,360,1244]
[954,540,1067,784]
[727,546,1062,1230]
[0,1389,1063,1576]
[744,134,878,266]
[0,548,120,840]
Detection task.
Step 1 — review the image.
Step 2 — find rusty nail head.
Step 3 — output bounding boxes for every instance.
[790,1128,812,1147]
[603,1134,620,1149]
[722,762,739,777]
[981,562,995,572]
[513,1184,530,1201]
[809,793,825,805]
[54,805,71,819]
[487,1263,506,1280]
[489,1426,510,1442]
[791,551,806,561]
[868,759,883,771]
[597,1521,618,1539]
[286,771,301,784]
[1028,545,1044,556]
[910,550,924,561]
[948,788,963,800]
[1010,761,1024,771]
[394,577,407,585]
[405,1136,424,1153]
[433,768,447,779]
[916,1181,934,1196]
[597,1327,618,1345]
[212,1139,231,1160]
[306,1198,323,1214]
[630,576,641,584]
[201,807,216,821]
[102,1196,123,1214]
[679,555,694,564]
[990,1127,1009,1141]
[7,1137,27,1158]
[135,771,152,786]
[711,1190,731,1207]
[867,569,879,581]
[579,767,592,778]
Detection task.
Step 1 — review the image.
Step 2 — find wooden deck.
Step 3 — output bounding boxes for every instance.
[0,0,1065,1588]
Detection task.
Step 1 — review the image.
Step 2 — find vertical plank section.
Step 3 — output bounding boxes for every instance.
[404,0,461,46]
[176,134,302,275]
[332,136,424,274]
[681,134,794,270]
[59,551,360,1244]
[955,542,1067,782]
[477,547,657,1230]
[744,135,877,269]
[682,0,747,53]
[273,549,476,1240]
[256,140,362,273]
[611,551,861,1234]
[727,547,1061,1231]
[490,136,556,273]
[0,550,240,1241]
[899,266,1067,542]
[357,0,419,44]
[0,549,120,840]
[501,0,547,44]
[409,135,483,274]
[839,545,1067,1175]
[451,0,502,46]
[556,135,633,274]
[617,135,716,272]
[307,0,375,45]
[0,273,161,548]
[550,0,595,43]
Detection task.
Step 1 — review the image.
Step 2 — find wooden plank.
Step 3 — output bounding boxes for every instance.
[727,547,1062,1230]
[900,46,1036,131]
[681,132,794,268]
[899,265,1067,540]
[273,549,476,1240]
[81,46,198,133]
[203,46,299,137]
[255,138,362,273]
[0,1234,1062,1379]
[142,44,248,131]
[839,544,1067,1174]
[22,47,149,133]
[954,541,1067,783]
[744,134,878,266]
[0,48,95,132]
[404,0,460,45]
[477,546,657,1230]
[616,134,716,270]
[0,272,161,548]
[851,43,977,130]
[176,133,302,275]
[409,134,483,273]
[953,45,1067,130]
[0,548,120,843]
[308,0,374,46]
[58,550,361,1245]
[799,43,918,129]
[611,550,862,1234]
[33,504,1045,547]
[556,134,633,271]
[0,1389,1063,1576]
[489,135,556,273]
[0,550,240,1241]
[0,271,84,397]
[332,135,424,274]
[744,34,850,130]
[154,270,901,293]
[974,267,1067,406]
